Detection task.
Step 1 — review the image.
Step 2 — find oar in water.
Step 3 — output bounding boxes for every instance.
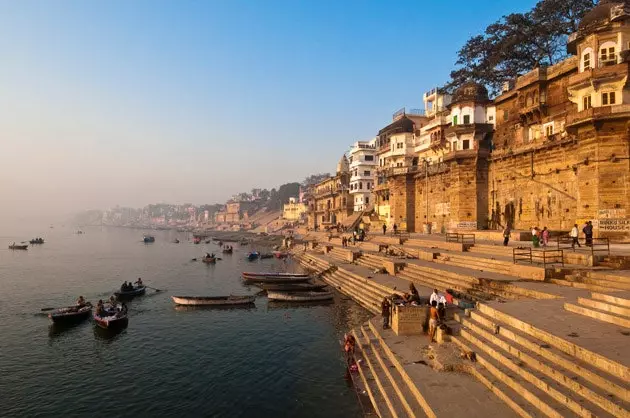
[145,285,162,292]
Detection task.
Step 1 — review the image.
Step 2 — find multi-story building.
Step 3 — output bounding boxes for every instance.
[373,110,427,226]
[384,0,630,239]
[348,139,377,212]
[283,197,307,221]
[307,156,354,230]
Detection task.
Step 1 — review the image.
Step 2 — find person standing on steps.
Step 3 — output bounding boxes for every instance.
[393,223,398,235]
[583,221,593,247]
[381,297,391,329]
[428,300,439,343]
[541,226,550,247]
[382,223,387,235]
[502,225,511,246]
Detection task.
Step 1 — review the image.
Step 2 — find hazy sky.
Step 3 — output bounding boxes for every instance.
[0,0,537,224]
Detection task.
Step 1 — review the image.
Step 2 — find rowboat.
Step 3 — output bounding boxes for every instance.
[202,256,217,264]
[243,275,310,284]
[114,286,146,299]
[258,283,328,292]
[143,235,155,243]
[48,305,92,324]
[8,244,28,250]
[273,251,288,259]
[267,290,334,302]
[171,295,255,306]
[247,252,260,261]
[222,248,233,254]
[259,253,274,259]
[93,304,128,329]
[30,238,45,244]
[242,272,309,279]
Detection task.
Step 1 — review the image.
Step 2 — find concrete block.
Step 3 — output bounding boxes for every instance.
[391,304,427,336]
[436,326,450,343]
[382,260,406,275]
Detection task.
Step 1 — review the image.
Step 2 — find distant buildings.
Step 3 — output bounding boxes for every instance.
[348,139,377,212]
[283,197,307,221]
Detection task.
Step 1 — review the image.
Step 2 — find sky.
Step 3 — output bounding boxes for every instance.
[0,0,538,225]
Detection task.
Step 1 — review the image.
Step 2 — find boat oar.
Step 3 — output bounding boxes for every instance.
[145,286,162,292]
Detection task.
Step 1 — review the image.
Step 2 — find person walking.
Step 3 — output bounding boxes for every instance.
[541,226,550,247]
[583,221,593,247]
[570,224,580,250]
[382,224,387,235]
[502,225,511,246]
[531,226,540,248]
[393,223,398,235]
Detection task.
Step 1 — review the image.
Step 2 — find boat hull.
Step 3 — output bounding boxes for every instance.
[241,272,309,279]
[259,283,328,292]
[243,275,310,284]
[49,306,92,324]
[202,257,217,264]
[114,286,146,299]
[171,296,255,306]
[8,245,28,250]
[267,291,334,302]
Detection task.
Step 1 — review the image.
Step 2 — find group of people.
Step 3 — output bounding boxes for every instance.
[95,298,127,318]
[340,228,366,247]
[502,222,595,250]
[530,226,551,248]
[204,252,216,259]
[380,286,450,343]
[382,223,398,235]
[120,278,142,292]
[570,221,594,248]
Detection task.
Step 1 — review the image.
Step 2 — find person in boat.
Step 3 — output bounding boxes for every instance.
[96,300,106,317]
[109,295,117,306]
[205,252,211,259]
[76,296,86,307]
[135,277,143,287]
[121,281,128,291]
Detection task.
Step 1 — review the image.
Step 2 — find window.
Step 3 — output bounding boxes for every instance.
[602,91,616,106]
[545,124,554,137]
[583,95,592,110]
[600,46,616,65]
[396,162,403,167]
[359,182,363,190]
[453,115,458,125]
[503,110,509,121]
[364,155,374,161]
[583,52,591,70]
[364,170,370,176]
[462,139,470,150]
[488,115,494,122]
[365,197,369,205]
[463,114,470,124]
[396,142,403,149]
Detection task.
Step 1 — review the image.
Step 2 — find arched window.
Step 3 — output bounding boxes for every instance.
[599,41,617,66]
[581,47,593,72]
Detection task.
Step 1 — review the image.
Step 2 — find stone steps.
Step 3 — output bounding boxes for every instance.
[352,331,393,418]
[477,303,630,397]
[564,302,630,329]
[578,296,630,317]
[353,329,406,417]
[323,273,380,314]
[588,272,630,284]
[547,278,619,293]
[452,334,577,418]
[398,264,493,301]
[592,292,630,307]
[454,311,626,417]
[566,275,630,291]
[434,253,514,276]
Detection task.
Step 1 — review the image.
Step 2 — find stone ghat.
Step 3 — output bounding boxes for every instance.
[292,249,630,418]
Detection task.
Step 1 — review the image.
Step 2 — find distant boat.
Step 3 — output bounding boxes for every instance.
[267,290,334,302]
[247,252,260,261]
[8,244,28,250]
[259,253,274,260]
[29,238,45,244]
[273,251,288,259]
[202,257,217,264]
[93,304,128,329]
[48,305,92,324]
[114,286,146,299]
[258,283,328,292]
[173,239,180,244]
[76,230,84,235]
[171,295,255,306]
[222,247,233,254]
[143,235,155,243]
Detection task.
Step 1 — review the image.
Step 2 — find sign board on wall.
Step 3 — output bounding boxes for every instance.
[599,219,630,232]
[598,209,626,219]
[452,221,477,230]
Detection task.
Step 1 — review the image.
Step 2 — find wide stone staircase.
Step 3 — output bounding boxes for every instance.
[550,270,630,292]
[352,322,431,417]
[452,303,630,418]
[564,292,630,328]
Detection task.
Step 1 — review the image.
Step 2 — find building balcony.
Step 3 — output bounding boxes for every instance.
[446,123,494,136]
[568,61,629,89]
[566,104,630,128]
[421,114,449,132]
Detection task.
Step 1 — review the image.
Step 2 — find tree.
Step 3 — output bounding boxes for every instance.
[447,0,596,95]
[302,173,330,187]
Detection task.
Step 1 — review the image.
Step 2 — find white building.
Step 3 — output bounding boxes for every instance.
[348,138,377,212]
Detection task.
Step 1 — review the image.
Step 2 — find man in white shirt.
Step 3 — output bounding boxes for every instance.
[429,289,440,306]
[570,223,581,250]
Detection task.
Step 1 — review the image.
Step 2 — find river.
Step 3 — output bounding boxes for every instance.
[0,226,370,417]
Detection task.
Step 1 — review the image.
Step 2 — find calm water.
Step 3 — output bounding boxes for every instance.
[0,227,370,417]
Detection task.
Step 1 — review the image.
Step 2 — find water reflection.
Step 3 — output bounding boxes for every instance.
[93,325,127,342]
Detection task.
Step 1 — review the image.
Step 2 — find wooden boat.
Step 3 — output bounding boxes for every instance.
[30,238,45,244]
[273,251,288,259]
[205,240,212,244]
[222,248,233,254]
[242,272,310,279]
[48,305,92,324]
[114,285,146,299]
[239,240,249,245]
[143,235,155,243]
[8,244,28,250]
[93,304,128,329]
[202,257,217,264]
[267,290,334,302]
[259,253,274,259]
[171,295,255,306]
[258,283,328,292]
[173,239,180,243]
[243,275,310,284]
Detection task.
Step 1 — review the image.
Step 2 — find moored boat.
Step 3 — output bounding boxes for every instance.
[247,251,260,261]
[143,235,155,243]
[30,238,45,244]
[48,305,92,324]
[173,239,180,243]
[259,253,274,259]
[222,248,233,254]
[93,304,128,329]
[242,272,309,279]
[202,257,217,264]
[114,285,146,299]
[267,290,334,302]
[171,295,255,306]
[242,275,310,284]
[258,283,328,292]
[8,244,28,250]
